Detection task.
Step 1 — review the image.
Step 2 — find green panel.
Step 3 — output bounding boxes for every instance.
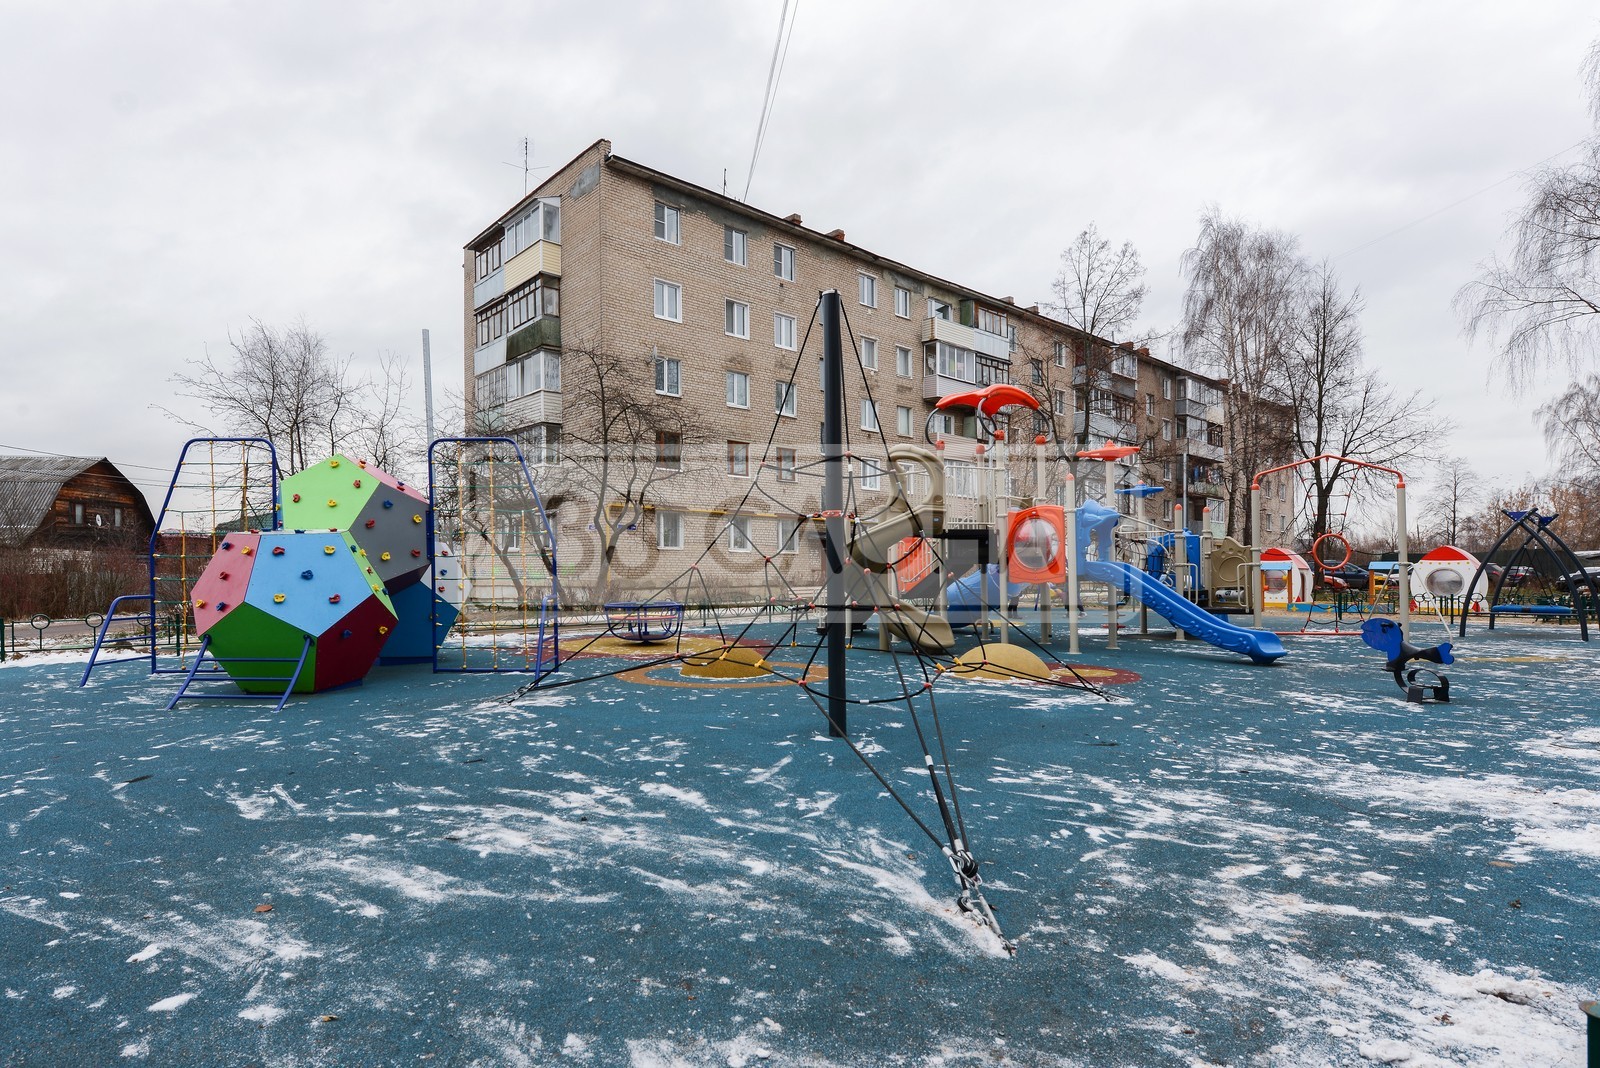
[279,455,378,532]
[959,299,976,328]
[506,316,560,361]
[204,602,319,694]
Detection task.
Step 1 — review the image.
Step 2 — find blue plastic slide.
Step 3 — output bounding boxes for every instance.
[944,566,1025,627]
[1078,557,1287,664]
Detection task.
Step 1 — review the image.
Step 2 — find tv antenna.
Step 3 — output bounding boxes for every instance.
[502,137,550,195]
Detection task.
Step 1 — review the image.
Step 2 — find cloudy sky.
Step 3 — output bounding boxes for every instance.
[3,0,1596,520]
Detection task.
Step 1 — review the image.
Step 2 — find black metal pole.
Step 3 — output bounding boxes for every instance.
[820,290,848,738]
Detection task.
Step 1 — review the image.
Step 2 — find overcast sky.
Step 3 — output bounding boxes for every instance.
[3,0,1596,523]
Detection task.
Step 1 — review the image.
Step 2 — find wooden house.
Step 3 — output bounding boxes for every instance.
[0,455,155,549]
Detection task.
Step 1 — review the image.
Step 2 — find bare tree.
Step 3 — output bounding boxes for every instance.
[1455,39,1600,389]
[1048,224,1150,341]
[522,345,706,603]
[1538,373,1600,473]
[1180,208,1304,541]
[1428,457,1479,546]
[163,319,419,477]
[1285,261,1447,538]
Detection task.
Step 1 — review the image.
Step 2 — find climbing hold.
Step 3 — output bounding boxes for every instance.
[272,546,285,556]
[195,599,207,609]
[378,626,389,636]
[412,514,422,524]
[410,549,421,558]
[365,519,376,529]
[330,459,341,468]
[300,569,313,580]
[380,551,391,562]
[221,541,232,551]
[357,459,367,468]
[382,500,393,509]
[341,629,352,638]
[397,482,406,489]
[273,593,285,603]
[240,546,253,556]
[219,572,230,581]
[329,594,342,604]
[440,549,450,557]
[324,545,336,555]
[216,601,228,610]
[327,499,338,508]
[353,479,362,488]
[292,493,301,503]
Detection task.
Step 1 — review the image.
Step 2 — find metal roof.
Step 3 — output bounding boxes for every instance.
[0,454,105,546]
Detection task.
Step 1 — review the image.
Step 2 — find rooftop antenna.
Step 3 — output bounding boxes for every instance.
[501,137,550,195]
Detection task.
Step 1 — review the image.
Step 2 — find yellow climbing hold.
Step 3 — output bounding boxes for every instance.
[324,545,336,555]
[330,459,341,468]
[380,551,391,562]
[412,514,422,524]
[273,593,286,604]
[327,499,338,507]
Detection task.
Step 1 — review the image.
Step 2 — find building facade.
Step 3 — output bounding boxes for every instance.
[463,140,1294,600]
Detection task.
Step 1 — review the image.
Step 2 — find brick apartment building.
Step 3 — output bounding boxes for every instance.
[462,139,1295,601]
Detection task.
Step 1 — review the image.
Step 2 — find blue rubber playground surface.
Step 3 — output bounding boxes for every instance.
[2,618,1597,1065]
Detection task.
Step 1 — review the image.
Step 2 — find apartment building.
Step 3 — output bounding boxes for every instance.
[463,139,1293,599]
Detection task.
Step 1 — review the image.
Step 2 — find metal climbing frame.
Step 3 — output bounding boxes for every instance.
[81,438,281,686]
[427,437,561,679]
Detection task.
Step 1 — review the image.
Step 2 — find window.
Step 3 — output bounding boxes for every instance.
[774,312,797,350]
[860,337,877,371]
[894,286,911,318]
[859,459,883,491]
[776,447,797,482]
[654,202,680,244]
[1053,389,1068,416]
[504,200,559,258]
[655,353,681,396]
[774,243,796,281]
[72,502,85,525]
[728,441,749,476]
[946,461,978,498]
[775,381,797,417]
[928,298,952,321]
[1161,419,1173,441]
[931,340,977,383]
[977,307,1007,336]
[1146,394,1155,418]
[653,279,682,322]
[729,516,754,552]
[895,345,913,377]
[474,302,507,348]
[896,405,913,436]
[520,423,560,465]
[1053,340,1067,367]
[858,273,877,308]
[507,276,559,329]
[1163,461,1173,481]
[658,511,683,550]
[1030,359,1044,385]
[1280,481,1287,502]
[726,371,749,408]
[860,399,878,432]
[112,507,124,527]
[1161,376,1172,400]
[656,430,682,470]
[725,299,750,339]
[724,226,747,265]
[775,517,800,554]
[475,241,502,280]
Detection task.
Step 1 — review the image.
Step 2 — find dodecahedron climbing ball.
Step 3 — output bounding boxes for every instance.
[194,530,398,694]
[278,455,430,594]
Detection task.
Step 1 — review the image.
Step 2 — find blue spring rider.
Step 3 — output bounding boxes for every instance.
[604,602,685,644]
[1361,618,1453,703]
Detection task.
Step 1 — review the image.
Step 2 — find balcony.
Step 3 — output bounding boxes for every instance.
[505,240,561,288]
[472,336,506,376]
[498,389,563,427]
[922,316,1010,362]
[506,316,560,360]
[473,268,503,309]
[1073,412,1137,446]
[1176,436,1224,462]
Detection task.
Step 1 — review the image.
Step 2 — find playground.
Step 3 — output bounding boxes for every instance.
[2,615,1597,1065]
[3,297,1599,1064]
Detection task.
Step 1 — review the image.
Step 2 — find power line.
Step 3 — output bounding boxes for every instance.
[743,0,799,202]
[1333,137,1593,261]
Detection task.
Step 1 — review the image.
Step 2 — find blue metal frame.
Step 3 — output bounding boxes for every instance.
[80,438,281,687]
[426,437,561,680]
[166,633,311,713]
[77,594,156,687]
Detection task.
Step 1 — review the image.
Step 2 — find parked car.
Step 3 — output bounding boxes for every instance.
[1319,564,1369,591]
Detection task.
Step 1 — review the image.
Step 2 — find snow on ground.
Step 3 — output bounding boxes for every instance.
[0,622,1595,1065]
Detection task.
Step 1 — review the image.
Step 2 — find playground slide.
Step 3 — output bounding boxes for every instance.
[945,568,1025,627]
[1078,558,1286,665]
[879,603,956,655]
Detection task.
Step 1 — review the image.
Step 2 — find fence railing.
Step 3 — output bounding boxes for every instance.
[1,611,185,659]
